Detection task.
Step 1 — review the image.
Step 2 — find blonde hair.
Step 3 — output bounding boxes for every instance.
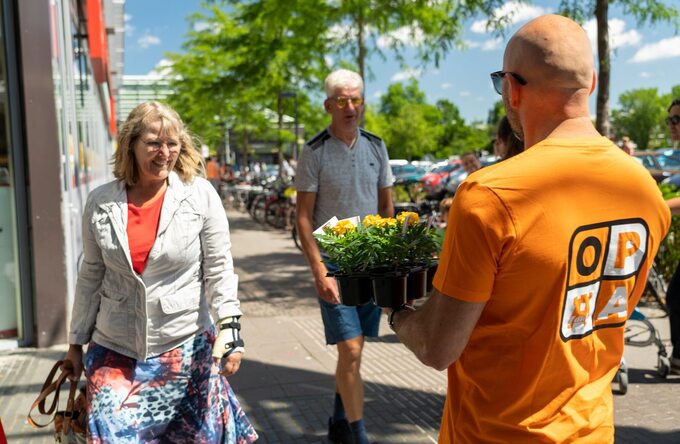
[113,101,204,186]
[324,69,364,97]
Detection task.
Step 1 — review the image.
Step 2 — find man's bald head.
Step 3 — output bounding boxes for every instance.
[504,14,594,92]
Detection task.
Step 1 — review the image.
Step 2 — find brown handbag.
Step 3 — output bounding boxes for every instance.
[27,359,87,442]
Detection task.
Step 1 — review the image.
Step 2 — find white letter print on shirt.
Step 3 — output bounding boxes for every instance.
[560,219,649,341]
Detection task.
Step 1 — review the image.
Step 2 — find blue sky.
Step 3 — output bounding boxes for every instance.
[123,0,680,122]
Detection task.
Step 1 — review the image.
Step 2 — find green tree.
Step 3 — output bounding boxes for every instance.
[370,80,440,160]
[611,88,665,150]
[557,0,678,137]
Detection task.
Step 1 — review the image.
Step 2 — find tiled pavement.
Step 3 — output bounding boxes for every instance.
[0,209,678,443]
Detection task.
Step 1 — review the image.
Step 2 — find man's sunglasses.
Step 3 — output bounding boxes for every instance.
[490,71,528,95]
[330,96,364,109]
[666,115,680,126]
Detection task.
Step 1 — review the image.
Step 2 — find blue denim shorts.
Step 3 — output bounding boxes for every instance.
[318,299,381,345]
[319,256,382,344]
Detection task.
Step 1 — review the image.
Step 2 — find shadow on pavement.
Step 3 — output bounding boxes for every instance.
[615,426,680,444]
[627,367,680,385]
[230,359,444,443]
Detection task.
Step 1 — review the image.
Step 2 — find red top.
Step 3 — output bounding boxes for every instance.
[127,190,166,275]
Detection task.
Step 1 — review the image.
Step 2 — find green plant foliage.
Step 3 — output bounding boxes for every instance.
[315,213,439,274]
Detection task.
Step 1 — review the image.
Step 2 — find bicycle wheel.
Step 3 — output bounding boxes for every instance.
[624,318,656,347]
[265,201,284,228]
[645,266,669,314]
[252,197,267,223]
[292,226,302,251]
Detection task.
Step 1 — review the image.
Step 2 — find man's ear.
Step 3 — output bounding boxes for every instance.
[589,70,597,96]
[323,99,331,114]
[507,75,522,109]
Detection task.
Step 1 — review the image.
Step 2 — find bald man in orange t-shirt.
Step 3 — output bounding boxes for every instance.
[390,15,670,443]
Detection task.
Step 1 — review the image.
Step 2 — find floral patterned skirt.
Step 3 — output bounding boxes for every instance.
[84,327,258,443]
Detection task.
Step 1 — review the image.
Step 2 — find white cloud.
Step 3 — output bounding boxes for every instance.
[583,18,641,51]
[377,25,425,49]
[441,82,452,90]
[391,68,422,82]
[640,71,651,78]
[630,36,680,63]
[460,91,471,97]
[193,21,210,32]
[148,58,173,76]
[327,23,354,43]
[481,38,503,51]
[470,2,547,34]
[124,13,134,35]
[324,55,334,67]
[464,40,481,49]
[372,91,384,99]
[138,34,161,49]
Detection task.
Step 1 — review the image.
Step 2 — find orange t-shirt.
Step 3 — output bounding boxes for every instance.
[433,137,670,443]
[207,160,220,180]
[127,190,166,275]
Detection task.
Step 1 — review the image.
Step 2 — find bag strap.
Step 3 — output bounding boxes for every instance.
[27,359,79,429]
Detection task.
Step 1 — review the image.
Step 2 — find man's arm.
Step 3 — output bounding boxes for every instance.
[296,191,340,304]
[392,290,486,371]
[667,197,680,216]
[378,186,394,218]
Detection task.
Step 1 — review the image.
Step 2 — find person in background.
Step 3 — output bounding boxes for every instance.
[620,136,635,156]
[65,101,257,443]
[460,152,481,175]
[389,15,669,442]
[206,155,221,191]
[296,69,394,444]
[662,98,680,374]
[494,115,524,160]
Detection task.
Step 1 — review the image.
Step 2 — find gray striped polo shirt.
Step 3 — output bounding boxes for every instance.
[295,127,394,230]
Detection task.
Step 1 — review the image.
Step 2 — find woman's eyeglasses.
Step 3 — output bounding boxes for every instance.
[489,71,528,95]
[330,96,364,109]
[666,115,680,126]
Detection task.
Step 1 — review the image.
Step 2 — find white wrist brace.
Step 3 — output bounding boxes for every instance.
[212,316,245,359]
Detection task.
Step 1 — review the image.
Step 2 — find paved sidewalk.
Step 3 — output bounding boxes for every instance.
[1,209,679,443]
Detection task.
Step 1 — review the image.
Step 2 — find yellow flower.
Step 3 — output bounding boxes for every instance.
[375,217,397,228]
[397,211,420,226]
[332,219,356,236]
[362,214,382,228]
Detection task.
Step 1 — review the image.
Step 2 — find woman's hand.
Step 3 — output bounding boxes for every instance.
[215,351,242,376]
[64,345,84,382]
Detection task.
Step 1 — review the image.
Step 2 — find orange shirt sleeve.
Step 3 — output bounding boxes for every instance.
[433,181,516,302]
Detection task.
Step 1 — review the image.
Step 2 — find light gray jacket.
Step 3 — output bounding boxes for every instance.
[69,172,241,360]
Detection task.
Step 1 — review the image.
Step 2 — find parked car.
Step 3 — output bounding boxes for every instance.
[662,174,680,188]
[419,160,461,191]
[633,152,680,182]
[391,163,425,182]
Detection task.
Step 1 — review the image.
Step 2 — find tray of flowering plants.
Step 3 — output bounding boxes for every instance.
[314,212,440,307]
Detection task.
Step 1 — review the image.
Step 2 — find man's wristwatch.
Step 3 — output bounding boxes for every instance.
[388,303,416,330]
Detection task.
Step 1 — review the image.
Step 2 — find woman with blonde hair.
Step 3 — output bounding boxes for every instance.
[65,101,258,442]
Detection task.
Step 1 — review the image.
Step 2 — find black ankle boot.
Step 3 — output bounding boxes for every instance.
[328,417,356,444]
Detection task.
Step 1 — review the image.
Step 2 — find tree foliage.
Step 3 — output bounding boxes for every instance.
[557,0,678,137]
[366,79,490,160]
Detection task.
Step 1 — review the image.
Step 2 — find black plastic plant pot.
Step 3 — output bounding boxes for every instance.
[407,266,428,299]
[335,274,374,306]
[426,261,439,293]
[371,272,408,308]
